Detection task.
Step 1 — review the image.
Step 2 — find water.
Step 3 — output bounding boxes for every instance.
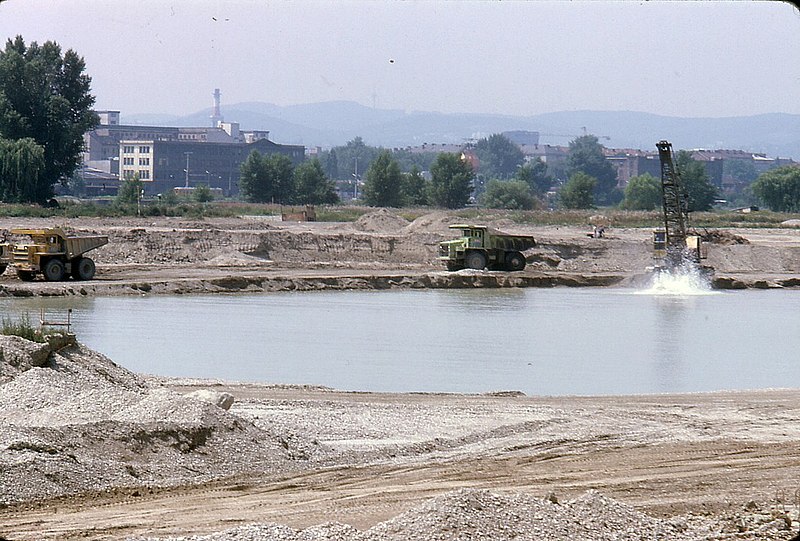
[1,285,797,396]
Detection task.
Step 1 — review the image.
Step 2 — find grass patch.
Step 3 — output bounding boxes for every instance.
[1,313,52,343]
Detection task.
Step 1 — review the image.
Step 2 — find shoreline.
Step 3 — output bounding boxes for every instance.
[1,268,798,298]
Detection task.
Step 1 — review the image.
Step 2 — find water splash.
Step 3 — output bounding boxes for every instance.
[640,261,716,296]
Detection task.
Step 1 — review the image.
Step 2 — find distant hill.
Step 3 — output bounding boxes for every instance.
[122,102,800,159]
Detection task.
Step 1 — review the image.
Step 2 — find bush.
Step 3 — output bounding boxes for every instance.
[1,313,49,343]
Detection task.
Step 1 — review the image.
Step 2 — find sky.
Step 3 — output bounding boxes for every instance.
[1,0,799,119]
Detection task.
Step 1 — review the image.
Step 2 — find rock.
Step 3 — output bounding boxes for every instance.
[0,335,52,372]
[186,389,235,410]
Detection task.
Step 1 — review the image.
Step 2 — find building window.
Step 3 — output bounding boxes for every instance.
[123,157,134,165]
[123,145,135,154]
[139,157,150,166]
[123,169,135,179]
[139,169,150,179]
[139,146,151,153]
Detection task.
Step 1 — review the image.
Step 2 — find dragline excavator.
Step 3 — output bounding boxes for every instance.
[651,140,711,274]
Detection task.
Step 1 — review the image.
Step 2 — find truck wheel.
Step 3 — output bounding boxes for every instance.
[465,251,487,270]
[505,251,526,271]
[43,259,65,281]
[72,257,96,280]
[446,261,464,271]
[17,270,36,281]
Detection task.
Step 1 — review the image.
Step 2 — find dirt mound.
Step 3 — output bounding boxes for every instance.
[130,488,791,540]
[404,212,459,234]
[700,229,750,245]
[352,209,410,233]
[0,335,310,504]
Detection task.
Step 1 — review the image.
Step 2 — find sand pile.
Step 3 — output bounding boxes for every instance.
[0,335,311,504]
[129,488,793,540]
[404,212,459,234]
[352,209,410,233]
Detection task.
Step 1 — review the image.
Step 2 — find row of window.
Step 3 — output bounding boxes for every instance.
[122,145,151,154]
[122,169,151,180]
[123,157,150,166]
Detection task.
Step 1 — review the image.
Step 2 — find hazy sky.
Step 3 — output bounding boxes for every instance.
[2,0,799,118]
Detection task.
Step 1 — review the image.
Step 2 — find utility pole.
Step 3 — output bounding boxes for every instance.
[184,152,193,188]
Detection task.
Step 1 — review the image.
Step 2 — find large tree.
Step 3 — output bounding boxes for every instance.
[515,158,552,196]
[428,153,474,209]
[293,158,339,205]
[400,165,428,206]
[566,135,618,205]
[475,134,524,179]
[675,151,718,212]
[362,150,402,207]
[239,150,294,204]
[620,173,661,210]
[481,179,535,210]
[0,137,45,203]
[560,172,597,209]
[0,36,98,203]
[751,165,800,212]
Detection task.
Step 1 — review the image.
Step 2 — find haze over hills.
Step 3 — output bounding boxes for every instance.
[122,102,800,160]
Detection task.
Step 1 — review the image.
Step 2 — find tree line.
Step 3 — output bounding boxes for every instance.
[2,35,798,214]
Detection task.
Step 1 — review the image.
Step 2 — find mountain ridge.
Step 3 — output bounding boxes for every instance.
[120,102,800,159]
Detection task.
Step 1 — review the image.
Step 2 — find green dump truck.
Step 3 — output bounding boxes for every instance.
[0,228,108,281]
[438,224,536,271]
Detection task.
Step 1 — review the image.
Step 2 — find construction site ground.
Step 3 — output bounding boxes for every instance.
[1,210,799,540]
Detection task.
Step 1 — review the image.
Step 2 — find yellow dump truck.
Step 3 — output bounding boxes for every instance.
[0,228,108,281]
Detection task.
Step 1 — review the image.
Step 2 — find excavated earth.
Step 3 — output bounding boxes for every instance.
[0,210,799,540]
[1,209,799,297]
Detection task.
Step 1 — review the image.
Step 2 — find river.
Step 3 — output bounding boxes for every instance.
[1,285,797,396]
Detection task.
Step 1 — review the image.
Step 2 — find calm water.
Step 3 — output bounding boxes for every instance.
[1,287,798,395]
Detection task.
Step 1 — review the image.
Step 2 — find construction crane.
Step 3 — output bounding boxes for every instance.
[651,140,709,273]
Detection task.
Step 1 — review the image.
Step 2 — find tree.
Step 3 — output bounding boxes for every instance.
[475,134,524,179]
[752,166,800,212]
[566,135,617,205]
[400,165,428,206]
[238,150,294,204]
[620,173,661,210]
[116,174,143,206]
[329,137,381,184]
[515,158,551,196]
[560,172,597,209]
[675,151,718,212]
[293,158,339,205]
[428,153,474,209]
[0,137,45,202]
[194,183,213,203]
[0,36,98,203]
[482,179,535,210]
[363,150,403,207]
[324,148,339,179]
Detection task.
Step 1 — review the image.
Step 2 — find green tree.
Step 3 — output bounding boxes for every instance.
[116,174,143,206]
[0,137,45,202]
[675,151,718,211]
[515,158,551,196]
[475,134,524,179]
[400,165,428,206]
[560,172,597,209]
[238,150,295,204]
[363,150,402,207]
[293,158,339,204]
[194,183,213,203]
[428,153,474,209]
[0,36,98,203]
[566,135,617,205]
[481,179,535,210]
[751,166,800,212]
[324,148,339,179]
[724,159,758,185]
[620,173,661,210]
[329,137,381,184]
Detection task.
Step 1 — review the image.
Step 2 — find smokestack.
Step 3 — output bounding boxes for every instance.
[210,88,223,127]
